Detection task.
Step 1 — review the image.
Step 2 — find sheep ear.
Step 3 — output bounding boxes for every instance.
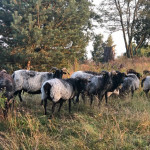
[50,67,58,73]
[62,71,67,74]
[62,68,70,75]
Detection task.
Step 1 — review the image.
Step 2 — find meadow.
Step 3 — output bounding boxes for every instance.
[0,56,150,150]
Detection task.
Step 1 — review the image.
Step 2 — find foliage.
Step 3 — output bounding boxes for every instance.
[137,46,150,57]
[105,34,114,47]
[0,0,96,71]
[91,34,104,63]
[134,0,150,51]
[98,0,150,58]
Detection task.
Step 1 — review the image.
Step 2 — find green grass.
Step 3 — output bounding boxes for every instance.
[0,93,150,150]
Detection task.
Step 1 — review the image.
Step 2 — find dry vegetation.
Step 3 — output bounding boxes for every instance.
[0,56,150,150]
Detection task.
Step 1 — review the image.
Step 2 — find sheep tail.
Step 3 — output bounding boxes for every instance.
[41,83,52,105]
[141,78,146,87]
[43,82,51,96]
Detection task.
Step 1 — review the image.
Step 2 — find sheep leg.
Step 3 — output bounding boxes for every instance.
[81,93,86,104]
[69,99,71,113]
[58,99,64,112]
[98,94,104,107]
[41,100,43,105]
[18,91,23,102]
[90,95,94,106]
[51,102,56,116]
[105,92,108,104]
[145,90,149,98]
[131,89,134,98]
[44,99,47,115]
[76,93,80,103]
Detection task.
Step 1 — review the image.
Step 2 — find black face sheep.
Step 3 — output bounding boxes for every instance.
[0,70,15,117]
[103,71,127,103]
[127,69,141,79]
[141,76,150,97]
[12,67,67,102]
[120,73,140,97]
[41,78,88,117]
[86,71,113,105]
[87,71,126,105]
[70,70,103,103]
[143,70,150,75]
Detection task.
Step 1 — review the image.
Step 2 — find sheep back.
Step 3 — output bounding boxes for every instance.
[142,76,150,91]
[71,71,94,80]
[13,70,53,93]
[41,79,75,103]
[122,73,140,91]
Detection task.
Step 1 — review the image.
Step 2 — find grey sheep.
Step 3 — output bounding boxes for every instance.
[87,71,126,105]
[141,76,150,97]
[0,70,15,117]
[120,73,140,96]
[70,70,104,103]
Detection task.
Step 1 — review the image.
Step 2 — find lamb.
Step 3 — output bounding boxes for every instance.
[120,73,140,97]
[41,78,88,116]
[0,70,15,117]
[12,67,68,102]
[141,76,150,97]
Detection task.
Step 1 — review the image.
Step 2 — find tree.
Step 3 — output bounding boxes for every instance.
[105,34,114,47]
[134,1,150,53]
[91,34,104,63]
[98,0,150,58]
[0,0,96,70]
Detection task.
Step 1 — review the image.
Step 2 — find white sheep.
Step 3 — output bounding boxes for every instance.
[41,78,87,116]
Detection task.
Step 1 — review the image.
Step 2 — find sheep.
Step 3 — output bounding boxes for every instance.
[86,71,112,105]
[120,73,140,97]
[41,78,88,117]
[87,71,126,105]
[70,70,103,103]
[12,67,68,102]
[143,70,150,75]
[141,76,150,97]
[0,70,15,117]
[127,69,141,79]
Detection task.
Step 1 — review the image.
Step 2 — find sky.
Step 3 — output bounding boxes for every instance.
[86,0,126,59]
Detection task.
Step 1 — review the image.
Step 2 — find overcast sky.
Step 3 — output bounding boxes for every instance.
[86,0,126,59]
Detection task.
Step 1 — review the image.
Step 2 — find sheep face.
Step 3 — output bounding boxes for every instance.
[75,78,88,93]
[53,70,66,79]
[110,72,127,91]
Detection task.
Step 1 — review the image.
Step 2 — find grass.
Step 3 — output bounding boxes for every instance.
[0,93,150,150]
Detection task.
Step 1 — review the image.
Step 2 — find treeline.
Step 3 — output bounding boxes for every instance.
[0,0,150,72]
[0,0,97,72]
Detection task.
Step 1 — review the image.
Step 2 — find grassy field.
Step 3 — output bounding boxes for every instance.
[0,57,150,150]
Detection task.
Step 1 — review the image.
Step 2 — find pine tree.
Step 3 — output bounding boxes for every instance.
[91,34,104,63]
[0,0,96,70]
[105,34,114,47]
